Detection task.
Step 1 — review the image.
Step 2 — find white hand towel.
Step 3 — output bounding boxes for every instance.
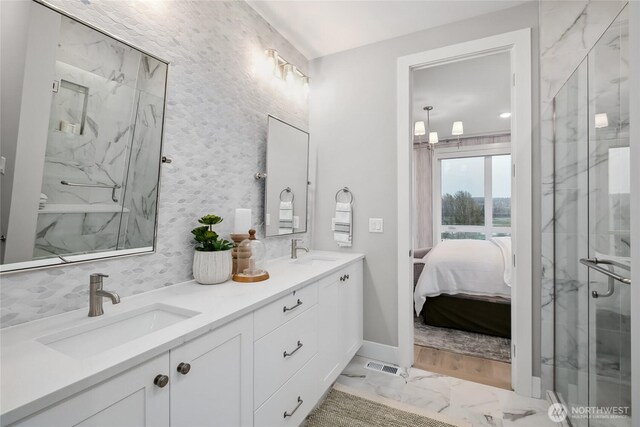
[333,202,352,247]
[39,193,48,210]
[279,201,294,234]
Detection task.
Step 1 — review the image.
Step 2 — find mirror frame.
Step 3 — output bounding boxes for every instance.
[0,0,170,274]
[264,115,310,238]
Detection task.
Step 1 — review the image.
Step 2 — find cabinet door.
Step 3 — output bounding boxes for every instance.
[317,274,343,390]
[13,354,170,427]
[170,314,253,427]
[342,262,363,359]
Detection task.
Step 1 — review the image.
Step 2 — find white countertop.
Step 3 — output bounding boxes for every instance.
[0,251,364,425]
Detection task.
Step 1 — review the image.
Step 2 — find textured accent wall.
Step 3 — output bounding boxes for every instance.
[0,0,309,327]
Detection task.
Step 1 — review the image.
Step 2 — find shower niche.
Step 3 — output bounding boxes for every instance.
[1,2,169,272]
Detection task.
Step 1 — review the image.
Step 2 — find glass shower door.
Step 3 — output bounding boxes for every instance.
[553,59,590,426]
[586,7,631,425]
[553,6,632,426]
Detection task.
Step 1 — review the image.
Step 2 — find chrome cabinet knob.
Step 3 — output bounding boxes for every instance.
[154,374,169,388]
[177,362,191,375]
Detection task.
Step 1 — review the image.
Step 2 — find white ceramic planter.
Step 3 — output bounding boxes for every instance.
[193,249,232,285]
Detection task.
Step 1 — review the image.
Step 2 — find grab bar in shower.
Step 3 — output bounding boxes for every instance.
[580,258,631,298]
[60,180,122,203]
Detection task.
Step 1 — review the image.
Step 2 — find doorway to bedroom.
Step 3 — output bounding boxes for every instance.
[410,49,514,390]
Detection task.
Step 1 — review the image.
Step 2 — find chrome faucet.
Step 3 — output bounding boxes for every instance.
[291,239,309,259]
[88,273,120,317]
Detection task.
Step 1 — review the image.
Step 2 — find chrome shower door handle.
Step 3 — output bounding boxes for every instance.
[592,276,616,299]
[580,258,631,299]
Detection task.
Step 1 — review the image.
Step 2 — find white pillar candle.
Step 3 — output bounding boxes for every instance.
[234,208,251,234]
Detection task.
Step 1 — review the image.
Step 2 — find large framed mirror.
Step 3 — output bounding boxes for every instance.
[264,116,309,237]
[0,1,169,272]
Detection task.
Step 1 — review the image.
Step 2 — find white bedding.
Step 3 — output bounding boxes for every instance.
[414,238,512,316]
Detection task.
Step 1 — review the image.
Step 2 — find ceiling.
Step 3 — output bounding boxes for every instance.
[412,52,511,140]
[247,1,528,59]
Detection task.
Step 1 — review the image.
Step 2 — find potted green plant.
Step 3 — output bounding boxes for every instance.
[191,214,234,285]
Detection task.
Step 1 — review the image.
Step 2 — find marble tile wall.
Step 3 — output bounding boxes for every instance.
[538,0,628,394]
[119,88,164,250]
[1,0,310,327]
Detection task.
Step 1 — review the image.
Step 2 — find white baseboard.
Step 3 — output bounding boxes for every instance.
[356,340,399,365]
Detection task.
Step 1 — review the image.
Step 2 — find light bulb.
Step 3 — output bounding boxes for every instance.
[429,132,439,144]
[284,64,295,84]
[451,121,464,136]
[264,49,278,77]
[302,76,310,97]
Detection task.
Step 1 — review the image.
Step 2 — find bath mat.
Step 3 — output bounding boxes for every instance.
[305,383,467,427]
[414,318,511,363]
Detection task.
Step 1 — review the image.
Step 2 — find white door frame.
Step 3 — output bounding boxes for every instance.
[396,29,534,396]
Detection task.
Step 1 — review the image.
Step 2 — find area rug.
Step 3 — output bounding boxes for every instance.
[305,383,468,427]
[414,318,511,363]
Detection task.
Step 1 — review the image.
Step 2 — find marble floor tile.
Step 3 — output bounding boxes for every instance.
[338,356,556,427]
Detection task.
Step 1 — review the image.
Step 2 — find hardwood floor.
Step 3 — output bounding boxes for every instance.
[413,344,512,390]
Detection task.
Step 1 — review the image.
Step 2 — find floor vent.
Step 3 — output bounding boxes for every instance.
[365,360,401,376]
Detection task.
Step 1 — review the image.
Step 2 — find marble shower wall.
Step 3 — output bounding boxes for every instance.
[538,0,628,393]
[1,0,310,327]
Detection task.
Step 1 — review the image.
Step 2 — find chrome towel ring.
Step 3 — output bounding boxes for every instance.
[335,187,353,204]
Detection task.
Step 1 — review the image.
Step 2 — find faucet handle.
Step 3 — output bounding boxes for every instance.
[90,273,109,286]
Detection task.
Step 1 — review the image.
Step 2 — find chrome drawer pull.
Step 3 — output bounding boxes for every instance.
[283,299,303,312]
[283,340,303,358]
[283,396,303,418]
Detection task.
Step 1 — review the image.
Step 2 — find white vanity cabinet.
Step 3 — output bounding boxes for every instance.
[169,315,253,427]
[2,255,364,427]
[254,260,363,427]
[318,261,363,390]
[12,353,171,427]
[10,315,253,427]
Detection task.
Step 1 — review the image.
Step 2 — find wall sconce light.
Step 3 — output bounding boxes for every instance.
[595,113,609,129]
[261,49,310,97]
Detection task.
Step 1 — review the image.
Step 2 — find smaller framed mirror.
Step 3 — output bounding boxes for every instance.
[264,116,309,237]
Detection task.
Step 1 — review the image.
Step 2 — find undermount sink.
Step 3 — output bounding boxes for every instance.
[37,303,200,359]
[292,255,339,265]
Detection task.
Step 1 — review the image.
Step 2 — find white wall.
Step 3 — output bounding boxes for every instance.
[310,2,541,364]
[0,1,31,263]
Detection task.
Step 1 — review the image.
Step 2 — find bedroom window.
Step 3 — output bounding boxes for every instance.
[433,143,511,241]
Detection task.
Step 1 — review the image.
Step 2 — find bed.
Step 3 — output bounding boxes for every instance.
[413,238,512,338]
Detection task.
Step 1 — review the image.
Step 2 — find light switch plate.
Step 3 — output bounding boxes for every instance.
[293,216,299,229]
[369,218,383,233]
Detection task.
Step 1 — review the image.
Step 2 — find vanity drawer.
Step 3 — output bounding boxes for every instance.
[254,355,320,427]
[254,281,318,339]
[254,305,318,408]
